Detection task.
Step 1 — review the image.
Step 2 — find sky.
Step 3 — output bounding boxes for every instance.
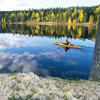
[0,0,100,11]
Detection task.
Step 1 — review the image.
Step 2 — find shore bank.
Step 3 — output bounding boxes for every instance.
[26,22,96,27]
[27,22,66,26]
[0,73,100,100]
[1,22,95,27]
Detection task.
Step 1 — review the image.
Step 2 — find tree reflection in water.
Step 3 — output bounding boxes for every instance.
[0,24,96,39]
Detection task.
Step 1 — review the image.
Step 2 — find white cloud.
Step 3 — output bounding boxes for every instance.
[0,52,8,60]
[0,0,99,11]
[0,64,3,69]
[0,34,23,49]
[0,51,49,75]
[0,34,39,49]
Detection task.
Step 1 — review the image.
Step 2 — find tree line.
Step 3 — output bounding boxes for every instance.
[0,5,100,25]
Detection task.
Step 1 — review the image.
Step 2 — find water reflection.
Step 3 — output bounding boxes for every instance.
[0,24,95,79]
[0,24,96,39]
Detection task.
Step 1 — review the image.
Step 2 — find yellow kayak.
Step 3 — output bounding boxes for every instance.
[54,42,80,49]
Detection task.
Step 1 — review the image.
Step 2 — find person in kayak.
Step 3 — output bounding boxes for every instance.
[63,39,70,45]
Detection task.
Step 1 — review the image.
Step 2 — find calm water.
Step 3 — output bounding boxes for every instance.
[0,24,96,79]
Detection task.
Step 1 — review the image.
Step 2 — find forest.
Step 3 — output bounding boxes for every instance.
[0,5,100,25]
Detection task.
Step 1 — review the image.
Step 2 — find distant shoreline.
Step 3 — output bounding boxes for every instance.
[0,22,95,27]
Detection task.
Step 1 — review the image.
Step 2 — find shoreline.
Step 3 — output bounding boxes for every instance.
[0,22,95,27]
[0,73,100,100]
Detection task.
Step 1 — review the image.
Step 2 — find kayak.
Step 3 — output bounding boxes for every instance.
[54,42,80,49]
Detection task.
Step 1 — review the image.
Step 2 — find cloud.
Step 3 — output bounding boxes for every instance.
[0,34,35,49]
[65,60,79,66]
[0,64,3,69]
[0,34,23,49]
[0,0,99,11]
[8,59,38,72]
[0,44,6,49]
[0,34,42,50]
[0,51,49,76]
[0,52,8,60]
[41,52,61,61]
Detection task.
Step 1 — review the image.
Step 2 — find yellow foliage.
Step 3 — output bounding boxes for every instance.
[31,12,35,18]
[35,13,39,18]
[78,10,84,22]
[68,24,71,31]
[72,8,77,16]
[89,15,94,23]
[73,19,77,25]
[68,17,71,25]
[96,6,100,14]
[77,27,82,37]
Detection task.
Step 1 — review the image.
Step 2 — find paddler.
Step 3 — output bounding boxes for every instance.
[63,39,70,45]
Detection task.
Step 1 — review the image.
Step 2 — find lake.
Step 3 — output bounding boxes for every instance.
[0,24,96,79]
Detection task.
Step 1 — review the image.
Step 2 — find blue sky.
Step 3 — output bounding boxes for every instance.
[0,0,100,11]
